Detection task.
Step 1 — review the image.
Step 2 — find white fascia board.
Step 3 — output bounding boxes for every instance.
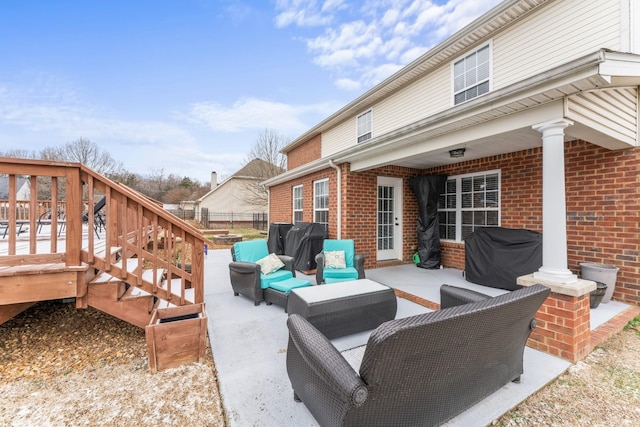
[341,54,609,168]
[350,101,564,172]
[261,158,333,188]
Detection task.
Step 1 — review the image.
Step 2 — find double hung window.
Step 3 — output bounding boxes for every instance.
[453,42,491,105]
[438,170,500,242]
[313,179,329,230]
[292,185,303,223]
[357,110,372,143]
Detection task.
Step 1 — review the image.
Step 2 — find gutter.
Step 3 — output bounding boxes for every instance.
[328,160,341,239]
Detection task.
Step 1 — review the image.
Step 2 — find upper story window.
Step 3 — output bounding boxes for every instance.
[453,42,491,105]
[293,185,303,224]
[314,178,329,230]
[357,110,372,143]
[438,170,500,242]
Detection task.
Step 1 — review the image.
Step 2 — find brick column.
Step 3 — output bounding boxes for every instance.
[518,274,595,362]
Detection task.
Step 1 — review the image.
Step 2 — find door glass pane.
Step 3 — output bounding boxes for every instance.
[377,185,394,251]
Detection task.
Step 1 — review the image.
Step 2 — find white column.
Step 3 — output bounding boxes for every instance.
[532,119,577,284]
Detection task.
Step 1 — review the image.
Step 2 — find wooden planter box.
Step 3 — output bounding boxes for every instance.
[145,303,207,373]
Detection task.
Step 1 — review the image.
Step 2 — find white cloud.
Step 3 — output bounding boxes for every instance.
[274,0,336,28]
[275,0,502,93]
[184,98,300,133]
[334,78,361,91]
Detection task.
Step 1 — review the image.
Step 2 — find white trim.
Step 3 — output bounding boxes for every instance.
[376,176,403,261]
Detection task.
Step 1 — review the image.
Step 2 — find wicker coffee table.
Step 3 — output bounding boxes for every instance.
[287,279,397,339]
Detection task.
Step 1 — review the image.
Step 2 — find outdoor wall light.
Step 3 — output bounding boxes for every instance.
[449,148,466,158]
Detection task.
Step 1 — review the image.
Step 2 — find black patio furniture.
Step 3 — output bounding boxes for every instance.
[315,239,365,284]
[229,240,300,306]
[287,279,397,339]
[286,283,550,427]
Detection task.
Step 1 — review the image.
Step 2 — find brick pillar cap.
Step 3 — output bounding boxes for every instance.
[518,274,596,296]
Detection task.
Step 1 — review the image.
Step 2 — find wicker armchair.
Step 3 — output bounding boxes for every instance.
[315,239,365,284]
[229,240,295,306]
[286,284,550,427]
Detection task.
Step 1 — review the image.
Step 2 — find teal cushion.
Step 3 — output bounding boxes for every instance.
[233,240,268,263]
[260,269,293,289]
[325,277,358,284]
[323,240,355,267]
[323,267,358,281]
[268,277,311,294]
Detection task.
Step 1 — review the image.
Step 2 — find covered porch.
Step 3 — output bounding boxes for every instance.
[202,248,638,426]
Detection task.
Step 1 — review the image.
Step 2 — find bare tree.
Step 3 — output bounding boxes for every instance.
[40,137,124,177]
[244,128,289,176]
[240,129,289,207]
[0,149,38,159]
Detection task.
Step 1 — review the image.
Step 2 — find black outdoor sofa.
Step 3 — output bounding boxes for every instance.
[286,283,550,427]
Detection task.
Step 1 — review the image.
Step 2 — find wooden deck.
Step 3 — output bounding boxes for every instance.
[0,158,210,335]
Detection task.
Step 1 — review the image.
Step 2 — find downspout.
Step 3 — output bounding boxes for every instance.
[328,160,341,239]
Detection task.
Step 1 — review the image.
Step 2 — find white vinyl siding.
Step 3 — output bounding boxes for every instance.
[566,87,638,145]
[492,0,621,89]
[320,0,624,157]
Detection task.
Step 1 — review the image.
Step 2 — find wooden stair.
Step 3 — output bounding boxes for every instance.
[89,257,159,328]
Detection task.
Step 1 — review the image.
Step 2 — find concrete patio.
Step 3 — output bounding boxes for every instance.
[202,249,631,427]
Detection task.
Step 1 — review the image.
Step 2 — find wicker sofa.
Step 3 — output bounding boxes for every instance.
[286,283,550,427]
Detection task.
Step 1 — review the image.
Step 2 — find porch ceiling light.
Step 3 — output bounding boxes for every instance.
[449,148,465,158]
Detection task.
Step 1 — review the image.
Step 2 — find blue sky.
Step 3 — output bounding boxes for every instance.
[0,0,500,183]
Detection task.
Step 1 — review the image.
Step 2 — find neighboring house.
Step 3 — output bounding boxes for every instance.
[194,159,283,222]
[263,0,640,306]
[0,176,30,200]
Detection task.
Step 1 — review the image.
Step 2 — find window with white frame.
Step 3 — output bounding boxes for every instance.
[357,110,372,143]
[313,179,329,229]
[438,170,500,242]
[293,185,303,224]
[453,42,491,105]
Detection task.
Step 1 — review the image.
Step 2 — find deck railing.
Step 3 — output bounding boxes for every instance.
[0,157,208,306]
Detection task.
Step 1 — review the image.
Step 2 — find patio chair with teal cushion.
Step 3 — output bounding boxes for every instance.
[229,240,296,306]
[315,239,365,284]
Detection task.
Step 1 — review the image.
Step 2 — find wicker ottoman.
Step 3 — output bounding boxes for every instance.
[264,277,311,312]
[287,279,397,339]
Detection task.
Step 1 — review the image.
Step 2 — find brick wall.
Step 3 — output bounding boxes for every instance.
[270,140,639,306]
[268,167,337,236]
[527,293,592,362]
[428,141,639,306]
[286,134,322,170]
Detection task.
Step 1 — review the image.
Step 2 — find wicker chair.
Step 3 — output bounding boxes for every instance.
[315,239,365,284]
[229,240,295,306]
[286,283,550,427]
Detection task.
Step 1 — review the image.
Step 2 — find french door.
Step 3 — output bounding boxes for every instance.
[377,177,403,261]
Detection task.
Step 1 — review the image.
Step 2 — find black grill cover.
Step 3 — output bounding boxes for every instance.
[284,222,327,272]
[267,223,293,255]
[464,227,542,291]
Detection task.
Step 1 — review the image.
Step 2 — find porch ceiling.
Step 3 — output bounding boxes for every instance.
[381,126,544,170]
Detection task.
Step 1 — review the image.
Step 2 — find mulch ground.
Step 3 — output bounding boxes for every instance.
[0,300,148,382]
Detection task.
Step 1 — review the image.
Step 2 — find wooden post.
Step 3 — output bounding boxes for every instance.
[65,166,82,267]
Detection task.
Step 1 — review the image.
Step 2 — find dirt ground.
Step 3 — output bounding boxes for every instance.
[1,300,639,427]
[0,301,225,426]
